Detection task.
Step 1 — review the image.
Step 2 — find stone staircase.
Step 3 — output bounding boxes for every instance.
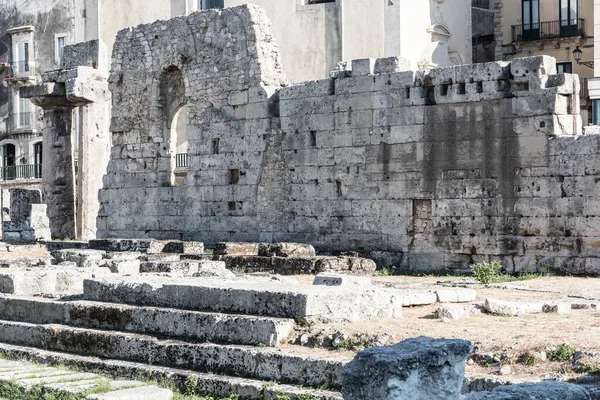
[0,277,353,399]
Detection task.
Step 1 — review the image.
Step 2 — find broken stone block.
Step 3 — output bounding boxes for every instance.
[313,273,372,287]
[342,337,472,400]
[436,304,470,320]
[10,189,42,221]
[193,260,235,279]
[101,259,140,275]
[51,249,105,268]
[435,288,477,303]
[484,298,542,316]
[139,261,199,275]
[258,243,316,258]
[89,239,157,252]
[542,302,571,314]
[315,257,376,276]
[213,242,259,256]
[374,56,411,74]
[351,58,376,76]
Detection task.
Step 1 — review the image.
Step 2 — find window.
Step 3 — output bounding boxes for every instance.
[203,0,224,9]
[34,142,42,178]
[560,0,579,36]
[557,62,573,74]
[2,144,16,181]
[55,34,67,62]
[17,97,31,128]
[522,0,540,41]
[8,27,35,77]
[593,99,600,125]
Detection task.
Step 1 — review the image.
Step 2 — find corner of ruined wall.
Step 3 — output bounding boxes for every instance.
[236,4,287,88]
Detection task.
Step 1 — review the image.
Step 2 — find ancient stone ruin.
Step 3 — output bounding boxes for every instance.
[0,4,597,400]
[93,4,590,275]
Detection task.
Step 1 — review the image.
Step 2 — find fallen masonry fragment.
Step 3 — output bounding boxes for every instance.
[342,336,595,400]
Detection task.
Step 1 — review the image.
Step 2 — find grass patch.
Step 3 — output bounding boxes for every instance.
[548,344,577,362]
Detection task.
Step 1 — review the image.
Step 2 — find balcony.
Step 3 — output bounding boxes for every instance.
[11,112,33,131]
[0,164,42,182]
[175,153,188,168]
[5,61,36,81]
[512,19,585,43]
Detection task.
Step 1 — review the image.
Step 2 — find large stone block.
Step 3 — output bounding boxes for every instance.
[342,337,472,400]
[83,276,403,322]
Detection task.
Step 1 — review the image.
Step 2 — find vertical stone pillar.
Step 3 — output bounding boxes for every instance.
[21,68,110,241]
[42,107,77,239]
[77,100,110,241]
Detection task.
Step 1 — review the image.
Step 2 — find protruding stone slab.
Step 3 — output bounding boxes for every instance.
[435,288,477,303]
[484,298,543,316]
[313,273,372,287]
[216,255,376,276]
[258,243,316,258]
[214,242,260,256]
[89,239,157,252]
[342,337,473,400]
[83,276,403,322]
[0,296,294,347]
[52,249,106,268]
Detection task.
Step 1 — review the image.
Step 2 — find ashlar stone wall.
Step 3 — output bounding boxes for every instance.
[99,5,595,273]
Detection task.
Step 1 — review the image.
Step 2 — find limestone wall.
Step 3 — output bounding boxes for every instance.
[98,5,599,273]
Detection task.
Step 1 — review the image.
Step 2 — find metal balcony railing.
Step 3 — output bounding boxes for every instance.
[512,19,585,42]
[0,164,42,181]
[7,61,35,78]
[12,112,32,130]
[176,153,188,168]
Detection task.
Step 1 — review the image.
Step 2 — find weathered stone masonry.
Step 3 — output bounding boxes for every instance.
[99,5,599,273]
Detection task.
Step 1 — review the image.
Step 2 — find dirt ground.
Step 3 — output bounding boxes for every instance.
[287,275,600,384]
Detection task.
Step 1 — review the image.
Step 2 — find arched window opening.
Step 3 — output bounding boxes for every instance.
[159,65,187,187]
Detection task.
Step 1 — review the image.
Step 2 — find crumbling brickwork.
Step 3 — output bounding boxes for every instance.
[98,5,595,273]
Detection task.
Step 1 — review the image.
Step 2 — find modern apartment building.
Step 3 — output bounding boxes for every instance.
[494,0,594,123]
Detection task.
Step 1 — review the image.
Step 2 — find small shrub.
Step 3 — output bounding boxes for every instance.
[471,261,503,284]
[549,344,577,362]
[524,354,537,366]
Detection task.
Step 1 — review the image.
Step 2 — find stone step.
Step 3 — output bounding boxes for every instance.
[0,320,348,389]
[213,255,376,276]
[0,357,172,399]
[0,296,294,347]
[83,276,404,322]
[0,342,342,400]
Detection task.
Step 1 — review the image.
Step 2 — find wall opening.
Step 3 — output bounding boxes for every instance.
[159,66,187,187]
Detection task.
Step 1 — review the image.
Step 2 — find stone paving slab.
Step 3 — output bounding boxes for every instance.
[83,276,403,322]
[0,321,348,389]
[0,358,172,399]
[0,296,294,347]
[0,343,342,400]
